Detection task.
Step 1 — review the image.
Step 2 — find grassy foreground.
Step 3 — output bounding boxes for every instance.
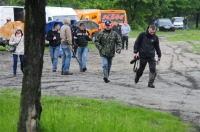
[191,44,200,53]
[167,30,200,41]
[0,89,193,132]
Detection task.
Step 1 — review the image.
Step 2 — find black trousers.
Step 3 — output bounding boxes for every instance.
[122,36,128,50]
[137,57,156,77]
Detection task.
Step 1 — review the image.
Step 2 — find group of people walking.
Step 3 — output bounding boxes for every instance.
[9,18,161,88]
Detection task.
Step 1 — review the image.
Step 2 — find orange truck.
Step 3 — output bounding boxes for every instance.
[75,9,127,39]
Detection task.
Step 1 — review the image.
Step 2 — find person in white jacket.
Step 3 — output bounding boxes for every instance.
[9,28,24,77]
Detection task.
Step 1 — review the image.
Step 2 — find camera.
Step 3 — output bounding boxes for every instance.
[130,57,140,64]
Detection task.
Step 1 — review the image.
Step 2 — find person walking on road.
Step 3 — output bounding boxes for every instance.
[60,18,73,75]
[95,20,122,83]
[113,21,122,37]
[46,22,61,72]
[133,25,161,88]
[74,23,91,72]
[121,21,131,50]
[9,28,24,77]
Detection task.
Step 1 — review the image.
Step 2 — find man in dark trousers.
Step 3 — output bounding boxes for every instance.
[74,23,91,72]
[133,25,161,88]
[46,22,61,72]
[113,21,122,37]
[95,20,122,83]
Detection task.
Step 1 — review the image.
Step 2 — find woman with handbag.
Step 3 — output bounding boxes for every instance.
[9,28,24,77]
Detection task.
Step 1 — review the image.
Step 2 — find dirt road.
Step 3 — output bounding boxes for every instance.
[0,35,200,129]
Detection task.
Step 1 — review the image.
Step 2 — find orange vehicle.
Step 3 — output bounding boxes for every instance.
[75,9,127,40]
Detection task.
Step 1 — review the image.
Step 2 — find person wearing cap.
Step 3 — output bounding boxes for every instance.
[95,20,122,83]
[74,23,91,72]
[5,18,11,25]
[121,21,131,50]
[133,25,161,88]
[9,28,24,77]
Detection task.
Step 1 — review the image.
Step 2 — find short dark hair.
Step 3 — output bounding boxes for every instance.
[149,25,156,30]
[79,23,84,26]
[54,22,60,28]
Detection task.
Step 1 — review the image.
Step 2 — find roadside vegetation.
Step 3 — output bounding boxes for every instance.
[0,89,193,132]
[167,30,200,41]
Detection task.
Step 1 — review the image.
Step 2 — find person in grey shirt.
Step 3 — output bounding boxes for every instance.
[121,21,131,50]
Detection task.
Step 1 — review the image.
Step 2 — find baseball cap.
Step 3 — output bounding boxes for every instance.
[105,20,112,26]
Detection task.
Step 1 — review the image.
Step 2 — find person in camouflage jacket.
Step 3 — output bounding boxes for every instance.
[95,20,122,83]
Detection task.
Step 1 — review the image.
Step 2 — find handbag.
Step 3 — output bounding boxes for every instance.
[10,37,22,52]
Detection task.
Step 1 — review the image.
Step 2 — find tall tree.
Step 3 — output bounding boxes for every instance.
[18,0,46,132]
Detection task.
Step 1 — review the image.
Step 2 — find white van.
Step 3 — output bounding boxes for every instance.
[46,7,78,22]
[0,6,24,27]
[0,6,78,27]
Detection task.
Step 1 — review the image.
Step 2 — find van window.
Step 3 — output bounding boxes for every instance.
[101,13,125,23]
[14,8,25,22]
[53,15,78,22]
[48,17,52,21]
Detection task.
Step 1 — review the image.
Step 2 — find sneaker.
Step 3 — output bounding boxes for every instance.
[82,68,87,72]
[135,75,140,84]
[103,77,110,83]
[52,69,56,72]
[62,71,73,75]
[148,83,155,88]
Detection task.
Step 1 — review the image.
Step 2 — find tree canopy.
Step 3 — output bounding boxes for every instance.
[2,0,199,29]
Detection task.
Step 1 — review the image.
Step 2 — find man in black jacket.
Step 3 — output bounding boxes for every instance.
[113,21,122,37]
[74,23,91,72]
[46,22,61,72]
[133,25,161,88]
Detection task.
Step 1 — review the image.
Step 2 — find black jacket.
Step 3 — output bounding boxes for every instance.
[113,24,122,37]
[74,29,90,47]
[46,30,61,47]
[134,31,161,58]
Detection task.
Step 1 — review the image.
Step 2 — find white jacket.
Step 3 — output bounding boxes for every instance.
[9,34,24,55]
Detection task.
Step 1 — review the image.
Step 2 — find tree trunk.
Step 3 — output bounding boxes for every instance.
[18,0,46,132]
[196,12,199,29]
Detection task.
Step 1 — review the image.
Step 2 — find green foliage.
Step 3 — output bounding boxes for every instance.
[0,89,194,132]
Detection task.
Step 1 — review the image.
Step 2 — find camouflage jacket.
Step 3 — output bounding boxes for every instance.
[95,29,122,57]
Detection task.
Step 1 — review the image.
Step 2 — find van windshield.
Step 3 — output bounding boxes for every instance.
[53,15,78,22]
[174,18,184,22]
[159,19,172,25]
[101,13,125,23]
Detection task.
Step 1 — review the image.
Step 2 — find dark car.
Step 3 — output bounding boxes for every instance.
[154,18,175,31]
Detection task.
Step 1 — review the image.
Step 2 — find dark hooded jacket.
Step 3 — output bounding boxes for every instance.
[134,27,161,58]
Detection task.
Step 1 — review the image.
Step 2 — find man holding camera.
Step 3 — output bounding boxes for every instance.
[133,25,161,88]
[95,20,122,83]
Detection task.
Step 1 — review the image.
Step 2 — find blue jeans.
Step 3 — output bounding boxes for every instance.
[49,45,60,70]
[61,44,72,72]
[183,24,188,30]
[13,54,24,75]
[102,56,113,77]
[78,46,88,70]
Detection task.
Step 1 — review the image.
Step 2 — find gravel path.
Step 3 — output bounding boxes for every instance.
[0,35,200,129]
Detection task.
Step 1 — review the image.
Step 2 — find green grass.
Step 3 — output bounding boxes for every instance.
[0,46,6,51]
[0,89,194,132]
[191,44,200,53]
[167,30,200,41]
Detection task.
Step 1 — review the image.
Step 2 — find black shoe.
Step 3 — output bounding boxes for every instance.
[58,55,62,58]
[148,83,155,88]
[62,71,73,75]
[135,75,140,84]
[103,77,110,83]
[52,69,56,72]
[82,68,87,72]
